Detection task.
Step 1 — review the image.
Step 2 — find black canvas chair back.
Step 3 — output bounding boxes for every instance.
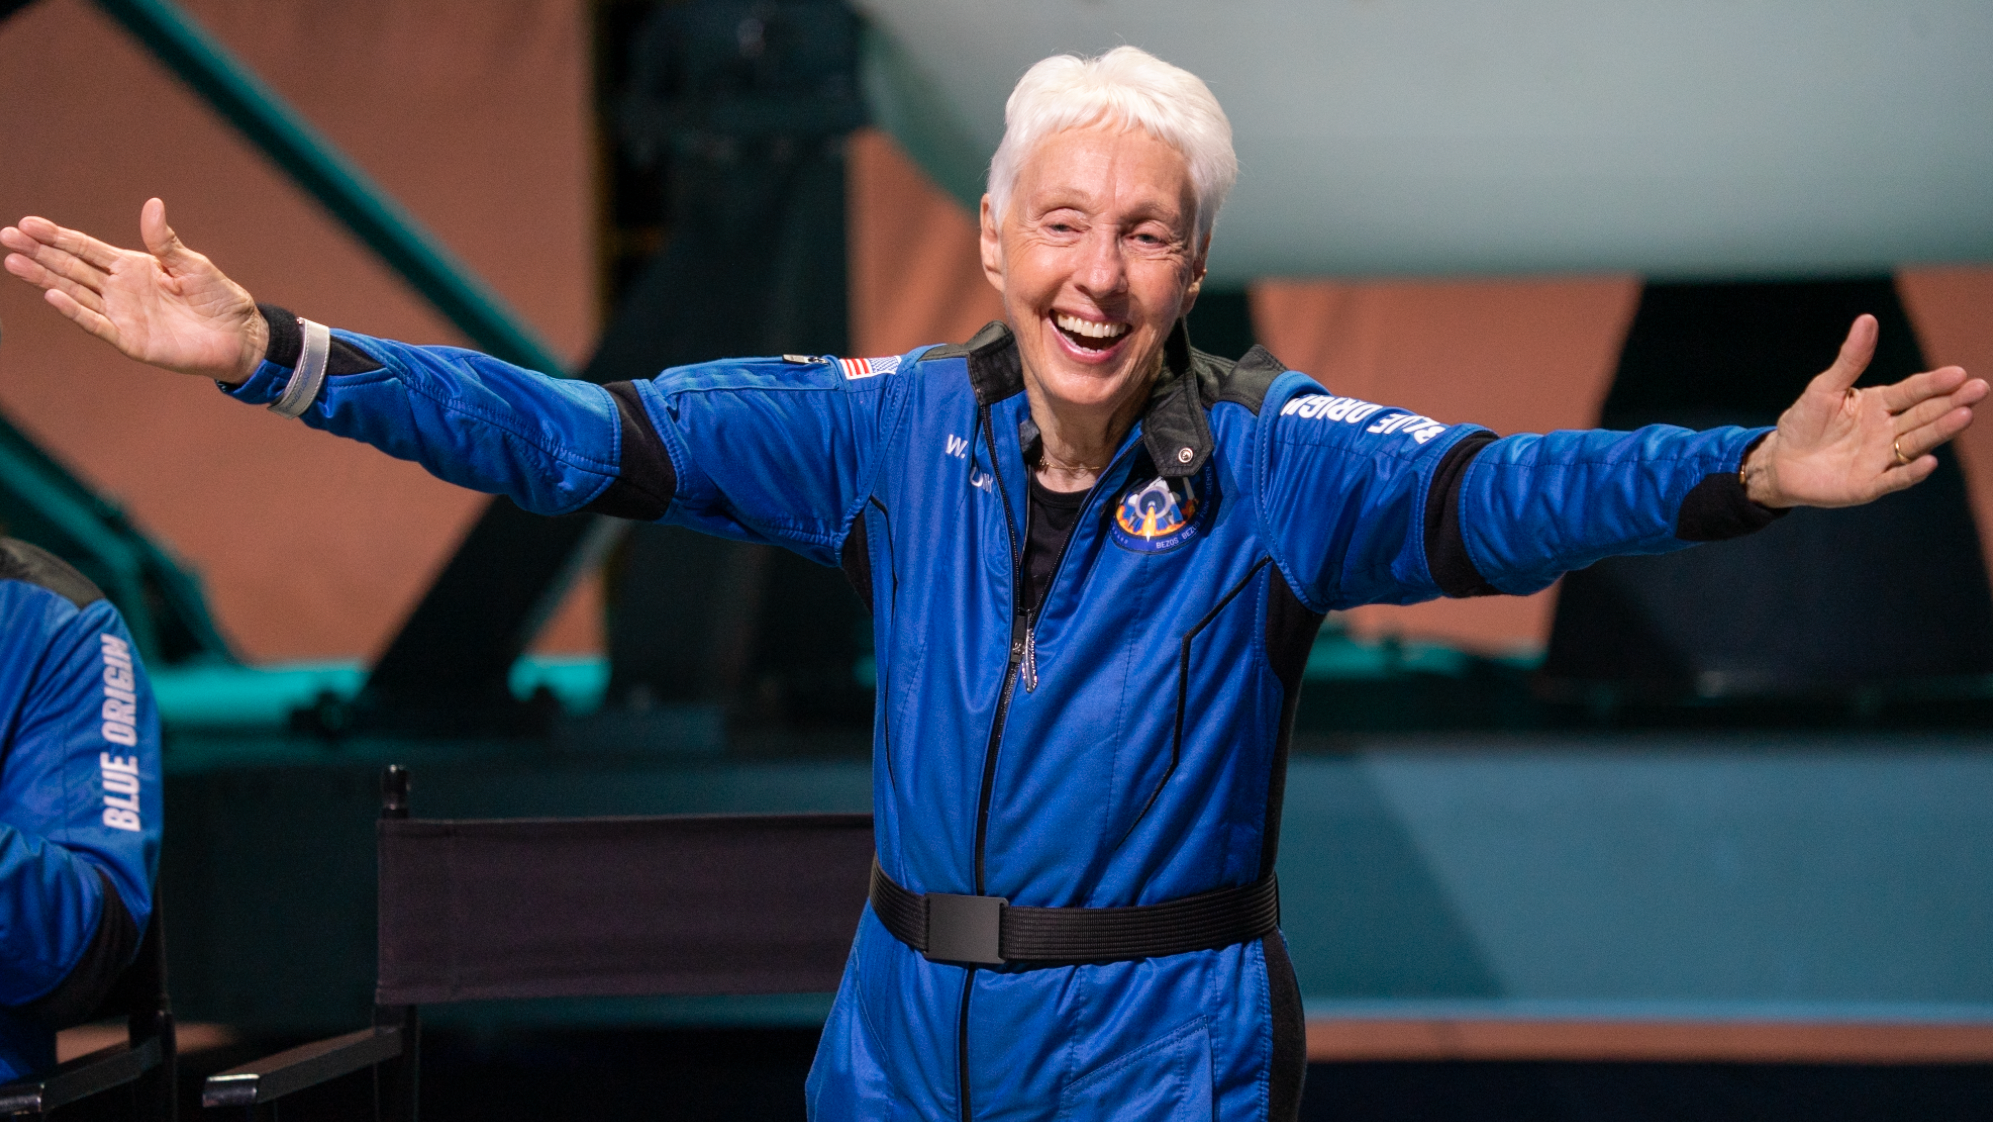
[204,767,872,1119]
[378,812,874,1004]
[0,900,177,1120]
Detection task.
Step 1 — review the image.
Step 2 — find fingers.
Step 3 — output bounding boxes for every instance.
[6,223,111,284]
[3,247,110,319]
[3,217,121,312]
[11,214,125,271]
[1877,453,1940,496]
[139,198,199,273]
[42,286,120,346]
[2,250,107,314]
[1892,376,1987,433]
[1895,403,1979,462]
[1810,314,1878,397]
[1877,364,1974,413]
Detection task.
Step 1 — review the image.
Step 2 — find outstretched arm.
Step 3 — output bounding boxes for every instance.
[4,200,630,514]
[1258,316,1984,611]
[1741,314,1986,508]
[1452,318,1983,597]
[2,198,267,383]
[4,201,901,552]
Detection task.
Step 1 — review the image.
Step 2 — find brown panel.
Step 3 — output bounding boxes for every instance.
[57,1021,236,1063]
[0,0,598,661]
[846,127,1004,358]
[1308,1017,1993,1065]
[1898,266,1993,596]
[1250,277,1640,653]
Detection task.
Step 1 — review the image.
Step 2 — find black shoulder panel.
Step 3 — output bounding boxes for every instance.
[956,322,1025,404]
[581,382,677,521]
[918,319,1012,363]
[1186,347,1234,406]
[1215,345,1289,414]
[1424,432,1501,598]
[0,538,104,608]
[921,321,1025,402]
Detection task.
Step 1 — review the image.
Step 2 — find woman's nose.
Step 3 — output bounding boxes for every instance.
[1071,229,1127,297]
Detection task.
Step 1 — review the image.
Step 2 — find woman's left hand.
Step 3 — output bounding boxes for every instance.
[1742,314,1988,508]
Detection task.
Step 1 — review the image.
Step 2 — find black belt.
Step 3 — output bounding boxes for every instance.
[869,860,1279,967]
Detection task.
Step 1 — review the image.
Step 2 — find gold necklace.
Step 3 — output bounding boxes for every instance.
[1039,449,1109,476]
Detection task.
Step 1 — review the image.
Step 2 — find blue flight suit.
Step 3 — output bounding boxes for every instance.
[0,539,161,1081]
[228,312,1777,1119]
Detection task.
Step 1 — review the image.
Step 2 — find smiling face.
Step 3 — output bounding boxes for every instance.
[981,121,1208,446]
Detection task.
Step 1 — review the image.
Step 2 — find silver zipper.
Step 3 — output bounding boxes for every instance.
[1022,617,1038,692]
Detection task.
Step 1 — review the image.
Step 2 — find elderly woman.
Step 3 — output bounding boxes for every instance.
[5,45,1983,1122]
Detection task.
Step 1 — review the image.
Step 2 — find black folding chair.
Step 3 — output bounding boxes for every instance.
[201,766,872,1120]
[0,900,177,1120]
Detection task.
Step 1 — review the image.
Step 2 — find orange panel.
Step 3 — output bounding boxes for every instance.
[0,0,598,660]
[1250,277,1641,653]
[847,128,1005,359]
[1898,267,1993,593]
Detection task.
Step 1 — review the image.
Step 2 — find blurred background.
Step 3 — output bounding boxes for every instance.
[3,0,1993,1117]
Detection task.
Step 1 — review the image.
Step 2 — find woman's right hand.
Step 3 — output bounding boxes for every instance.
[2,197,268,385]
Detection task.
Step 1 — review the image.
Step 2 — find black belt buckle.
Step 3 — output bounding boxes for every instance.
[924,893,1007,965]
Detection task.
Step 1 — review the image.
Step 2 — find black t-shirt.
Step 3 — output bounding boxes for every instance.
[1024,476,1088,616]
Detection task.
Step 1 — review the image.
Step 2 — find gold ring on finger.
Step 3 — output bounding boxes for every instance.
[1894,437,1913,467]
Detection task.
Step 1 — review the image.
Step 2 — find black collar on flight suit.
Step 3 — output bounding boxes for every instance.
[1142,320,1213,478]
[926,317,1291,480]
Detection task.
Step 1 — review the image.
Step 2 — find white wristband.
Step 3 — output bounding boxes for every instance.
[268,318,330,419]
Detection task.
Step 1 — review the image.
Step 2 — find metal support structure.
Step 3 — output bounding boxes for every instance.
[44,0,594,696]
[9,0,584,674]
[88,0,566,376]
[44,0,878,722]
[365,0,869,731]
[0,406,236,665]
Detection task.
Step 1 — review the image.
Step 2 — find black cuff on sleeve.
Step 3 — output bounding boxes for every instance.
[581,382,677,521]
[1675,435,1790,541]
[1425,430,1501,598]
[258,303,300,367]
[256,303,383,377]
[13,870,141,1029]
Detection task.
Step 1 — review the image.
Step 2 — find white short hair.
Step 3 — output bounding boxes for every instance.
[988,46,1237,246]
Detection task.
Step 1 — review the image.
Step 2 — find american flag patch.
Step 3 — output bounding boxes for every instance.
[837,355,899,380]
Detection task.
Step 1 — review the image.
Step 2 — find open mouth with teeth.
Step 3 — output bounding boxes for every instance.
[1054,312,1131,355]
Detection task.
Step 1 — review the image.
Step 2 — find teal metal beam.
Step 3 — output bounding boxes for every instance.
[90,0,568,376]
[0,408,237,664]
[0,426,154,655]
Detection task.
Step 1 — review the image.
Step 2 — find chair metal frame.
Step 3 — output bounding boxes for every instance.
[201,767,418,1121]
[0,901,178,1120]
[201,764,868,1120]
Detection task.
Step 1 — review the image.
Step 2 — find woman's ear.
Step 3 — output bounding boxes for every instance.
[979,195,1006,297]
[1178,233,1210,319]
